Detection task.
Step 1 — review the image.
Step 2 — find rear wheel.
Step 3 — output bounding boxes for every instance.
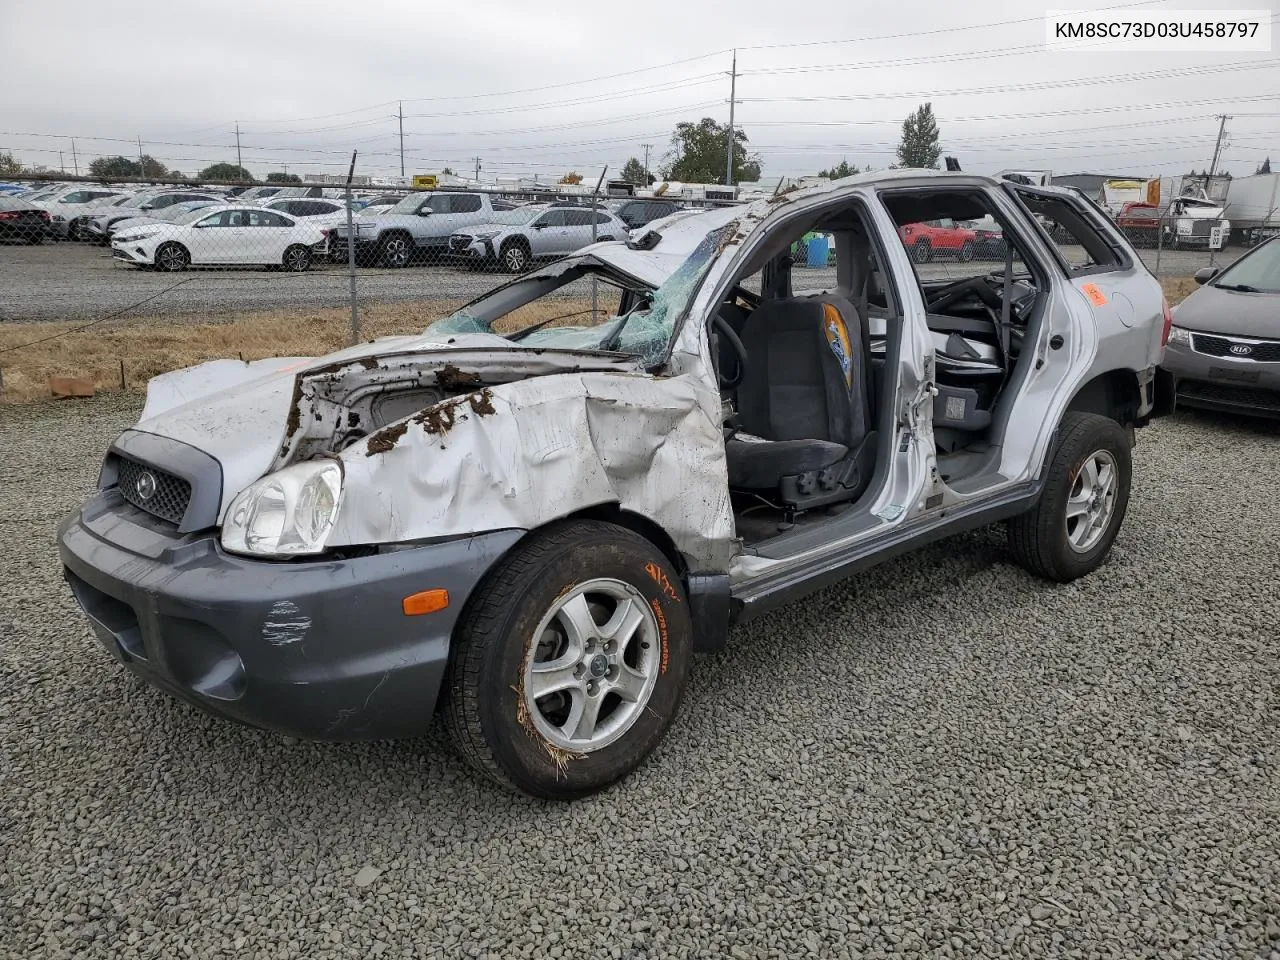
[1007,412,1132,583]
[377,232,412,268]
[155,242,190,272]
[500,238,531,273]
[912,239,933,263]
[444,521,692,800]
[282,244,312,272]
[958,240,975,262]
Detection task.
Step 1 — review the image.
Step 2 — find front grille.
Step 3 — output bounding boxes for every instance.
[1177,380,1280,414]
[116,457,191,524]
[1191,333,1280,363]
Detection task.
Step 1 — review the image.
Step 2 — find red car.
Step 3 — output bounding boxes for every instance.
[899,218,978,263]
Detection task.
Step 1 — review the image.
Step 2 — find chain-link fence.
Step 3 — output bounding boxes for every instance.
[0,170,1258,400]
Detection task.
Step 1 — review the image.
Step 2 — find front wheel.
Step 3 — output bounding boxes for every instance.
[1007,412,1132,583]
[958,240,974,262]
[444,521,692,800]
[500,239,531,273]
[377,233,412,268]
[912,239,932,263]
[155,242,190,272]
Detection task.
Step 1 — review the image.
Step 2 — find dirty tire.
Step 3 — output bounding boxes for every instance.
[500,239,530,273]
[155,242,190,272]
[958,240,975,262]
[912,239,932,264]
[1007,412,1132,583]
[443,520,692,800]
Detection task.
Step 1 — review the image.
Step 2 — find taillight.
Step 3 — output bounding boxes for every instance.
[0,212,18,220]
[1160,297,1173,346]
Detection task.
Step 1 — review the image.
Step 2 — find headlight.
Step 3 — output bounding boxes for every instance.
[1167,324,1192,346]
[221,460,343,557]
[118,230,160,242]
[472,230,499,240]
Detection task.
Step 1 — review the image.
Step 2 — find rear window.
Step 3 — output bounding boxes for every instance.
[1016,192,1126,275]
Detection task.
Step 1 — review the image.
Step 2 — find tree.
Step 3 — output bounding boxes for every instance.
[169,170,186,180]
[89,156,140,178]
[0,151,23,177]
[817,160,860,179]
[87,154,167,179]
[140,155,168,178]
[1257,157,1272,175]
[559,172,583,184]
[621,157,655,186]
[198,162,253,181]
[896,102,942,170]
[442,167,455,175]
[662,117,761,184]
[265,172,301,183]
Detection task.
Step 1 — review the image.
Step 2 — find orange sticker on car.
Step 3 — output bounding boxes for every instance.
[1081,283,1108,306]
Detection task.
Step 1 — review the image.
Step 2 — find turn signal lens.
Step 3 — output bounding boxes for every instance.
[1160,297,1173,346]
[402,589,449,616]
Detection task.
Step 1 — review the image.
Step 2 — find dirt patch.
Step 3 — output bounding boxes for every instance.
[413,389,495,437]
[364,421,408,456]
[436,364,483,391]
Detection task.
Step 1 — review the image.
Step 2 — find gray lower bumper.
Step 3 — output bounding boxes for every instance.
[58,496,522,740]
[1163,341,1280,417]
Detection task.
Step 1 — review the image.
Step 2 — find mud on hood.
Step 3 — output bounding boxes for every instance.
[134,337,644,521]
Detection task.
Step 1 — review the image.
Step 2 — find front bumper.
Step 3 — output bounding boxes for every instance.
[111,243,153,265]
[1162,338,1280,417]
[59,492,522,739]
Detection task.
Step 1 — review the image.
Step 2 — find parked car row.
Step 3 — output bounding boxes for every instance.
[2,181,690,271]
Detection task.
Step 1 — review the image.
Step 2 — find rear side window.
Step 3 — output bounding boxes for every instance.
[452,195,483,213]
[1014,191,1126,275]
[594,211,612,225]
[564,210,594,227]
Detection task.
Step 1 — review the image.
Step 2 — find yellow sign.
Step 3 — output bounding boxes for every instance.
[412,175,438,189]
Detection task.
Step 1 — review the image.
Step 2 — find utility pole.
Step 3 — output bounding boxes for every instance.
[473,156,481,184]
[137,135,145,176]
[1208,114,1231,177]
[235,122,243,174]
[71,140,79,177]
[59,150,65,173]
[642,143,652,184]
[398,102,405,178]
[725,48,737,188]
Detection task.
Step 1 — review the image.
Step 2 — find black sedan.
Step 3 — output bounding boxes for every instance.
[0,196,52,244]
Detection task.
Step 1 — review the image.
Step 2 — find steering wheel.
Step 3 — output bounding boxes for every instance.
[711,313,748,389]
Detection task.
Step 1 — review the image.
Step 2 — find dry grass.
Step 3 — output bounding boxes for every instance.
[1160,276,1199,306]
[0,295,605,403]
[0,279,1194,404]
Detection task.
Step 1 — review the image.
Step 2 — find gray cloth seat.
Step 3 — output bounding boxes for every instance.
[726,295,875,507]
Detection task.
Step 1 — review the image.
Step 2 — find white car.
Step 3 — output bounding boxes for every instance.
[105,200,224,241]
[112,204,327,272]
[35,187,131,238]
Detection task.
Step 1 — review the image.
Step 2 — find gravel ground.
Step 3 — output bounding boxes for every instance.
[0,240,1245,322]
[4,397,1279,959]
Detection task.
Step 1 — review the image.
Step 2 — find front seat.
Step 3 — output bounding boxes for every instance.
[726,294,877,511]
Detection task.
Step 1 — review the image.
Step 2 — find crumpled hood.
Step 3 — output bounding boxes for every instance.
[132,334,638,521]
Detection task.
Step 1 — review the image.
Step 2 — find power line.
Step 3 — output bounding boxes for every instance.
[736,60,1280,105]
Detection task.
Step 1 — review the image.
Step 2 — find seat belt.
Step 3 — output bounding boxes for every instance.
[997,241,1014,374]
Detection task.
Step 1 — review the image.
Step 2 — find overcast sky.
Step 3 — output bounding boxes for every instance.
[2,0,1276,183]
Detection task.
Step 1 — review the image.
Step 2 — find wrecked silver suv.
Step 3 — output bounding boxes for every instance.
[60,172,1173,799]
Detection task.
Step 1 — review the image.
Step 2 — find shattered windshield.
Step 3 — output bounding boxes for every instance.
[425,223,732,364]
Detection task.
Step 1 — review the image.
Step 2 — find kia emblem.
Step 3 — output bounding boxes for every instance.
[1229,343,1253,357]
